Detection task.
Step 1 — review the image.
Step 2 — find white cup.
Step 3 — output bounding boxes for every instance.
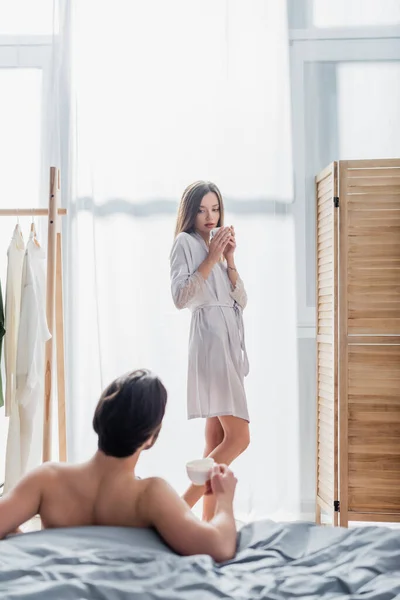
[186,458,215,486]
[210,226,231,240]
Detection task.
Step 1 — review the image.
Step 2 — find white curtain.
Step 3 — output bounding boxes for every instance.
[59,0,298,520]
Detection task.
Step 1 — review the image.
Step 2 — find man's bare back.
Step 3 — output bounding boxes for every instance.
[35,459,152,530]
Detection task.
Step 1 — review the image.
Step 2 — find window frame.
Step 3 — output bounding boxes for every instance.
[289,17,400,333]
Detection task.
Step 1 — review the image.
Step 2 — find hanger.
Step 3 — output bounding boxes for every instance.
[31,210,41,248]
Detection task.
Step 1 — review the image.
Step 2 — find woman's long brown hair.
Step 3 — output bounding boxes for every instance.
[174,181,225,238]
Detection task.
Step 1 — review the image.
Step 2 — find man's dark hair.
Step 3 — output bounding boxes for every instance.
[93,369,167,458]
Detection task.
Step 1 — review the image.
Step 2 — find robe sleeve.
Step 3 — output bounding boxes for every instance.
[170,234,206,310]
[230,275,247,310]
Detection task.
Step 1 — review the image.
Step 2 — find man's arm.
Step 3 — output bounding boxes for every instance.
[142,466,237,562]
[0,466,45,539]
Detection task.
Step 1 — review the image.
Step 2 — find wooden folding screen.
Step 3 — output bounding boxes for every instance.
[316,159,400,527]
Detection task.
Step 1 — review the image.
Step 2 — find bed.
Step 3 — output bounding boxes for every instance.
[1,519,399,599]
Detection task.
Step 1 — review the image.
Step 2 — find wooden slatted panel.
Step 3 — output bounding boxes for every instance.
[315,162,338,525]
[347,162,400,334]
[348,345,400,513]
[339,158,400,525]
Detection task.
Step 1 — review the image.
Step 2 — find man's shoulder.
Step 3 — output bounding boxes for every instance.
[138,476,174,509]
[140,476,170,494]
[29,461,59,481]
[33,461,76,489]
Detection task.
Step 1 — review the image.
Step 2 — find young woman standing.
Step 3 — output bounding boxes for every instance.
[170,181,250,521]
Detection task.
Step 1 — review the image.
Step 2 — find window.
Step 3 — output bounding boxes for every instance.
[0,0,57,34]
[313,0,400,28]
[0,69,42,208]
[337,62,400,158]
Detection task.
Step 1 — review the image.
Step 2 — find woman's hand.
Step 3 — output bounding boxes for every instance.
[208,227,232,265]
[223,226,236,260]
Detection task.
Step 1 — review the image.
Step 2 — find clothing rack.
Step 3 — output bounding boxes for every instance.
[0,167,67,463]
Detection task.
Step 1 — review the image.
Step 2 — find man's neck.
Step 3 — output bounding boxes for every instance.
[90,450,140,474]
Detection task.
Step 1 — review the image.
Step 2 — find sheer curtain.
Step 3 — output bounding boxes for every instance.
[60,0,298,520]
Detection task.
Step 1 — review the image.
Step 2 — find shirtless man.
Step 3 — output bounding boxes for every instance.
[0,369,237,562]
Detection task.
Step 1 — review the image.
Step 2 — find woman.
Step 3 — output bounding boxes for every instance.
[170,180,250,521]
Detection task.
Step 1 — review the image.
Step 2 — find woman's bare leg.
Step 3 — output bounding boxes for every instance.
[202,416,250,521]
[182,417,224,508]
[183,416,250,519]
[202,417,225,458]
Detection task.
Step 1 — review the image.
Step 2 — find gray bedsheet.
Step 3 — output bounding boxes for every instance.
[0,520,399,599]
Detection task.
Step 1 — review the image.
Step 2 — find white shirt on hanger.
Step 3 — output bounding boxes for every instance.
[4,231,51,492]
[16,231,51,411]
[4,224,25,417]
